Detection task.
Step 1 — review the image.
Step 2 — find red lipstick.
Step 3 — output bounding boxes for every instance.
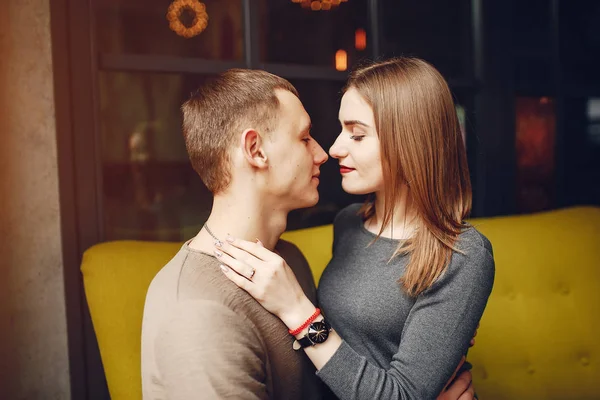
[339,165,355,174]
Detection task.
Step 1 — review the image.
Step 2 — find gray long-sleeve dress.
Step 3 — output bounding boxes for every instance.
[316,204,495,400]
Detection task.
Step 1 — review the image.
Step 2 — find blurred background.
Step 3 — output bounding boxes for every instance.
[1,0,599,398]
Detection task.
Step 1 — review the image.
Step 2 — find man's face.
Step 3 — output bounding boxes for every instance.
[262,89,328,210]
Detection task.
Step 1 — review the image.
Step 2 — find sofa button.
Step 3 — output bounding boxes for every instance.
[507,291,516,300]
[527,365,535,374]
[479,367,488,379]
[560,286,570,295]
[581,357,590,366]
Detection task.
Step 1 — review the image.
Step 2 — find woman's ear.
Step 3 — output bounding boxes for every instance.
[240,128,268,168]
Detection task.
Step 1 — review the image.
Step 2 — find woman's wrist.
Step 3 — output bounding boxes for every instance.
[280,297,318,331]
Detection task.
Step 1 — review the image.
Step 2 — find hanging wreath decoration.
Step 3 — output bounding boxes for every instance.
[167,0,209,38]
[295,0,347,11]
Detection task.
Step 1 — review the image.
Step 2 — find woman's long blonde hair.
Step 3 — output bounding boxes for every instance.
[347,57,472,297]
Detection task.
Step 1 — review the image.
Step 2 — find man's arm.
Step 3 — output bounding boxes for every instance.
[154,300,268,400]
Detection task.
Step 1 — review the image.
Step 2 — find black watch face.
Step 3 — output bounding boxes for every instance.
[307,321,330,344]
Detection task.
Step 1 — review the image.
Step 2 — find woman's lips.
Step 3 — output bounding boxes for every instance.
[340,166,355,174]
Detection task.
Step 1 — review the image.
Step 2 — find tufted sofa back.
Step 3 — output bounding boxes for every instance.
[464,207,600,399]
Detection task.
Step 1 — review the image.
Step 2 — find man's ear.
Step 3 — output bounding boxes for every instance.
[240,128,268,168]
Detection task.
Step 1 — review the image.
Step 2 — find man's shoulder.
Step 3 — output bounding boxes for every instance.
[145,246,189,298]
[146,245,246,305]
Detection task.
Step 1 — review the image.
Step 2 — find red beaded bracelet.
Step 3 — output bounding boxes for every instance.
[288,308,321,336]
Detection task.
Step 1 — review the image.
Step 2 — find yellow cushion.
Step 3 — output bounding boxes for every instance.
[81,241,182,400]
[465,207,600,399]
[82,206,600,400]
[280,224,333,285]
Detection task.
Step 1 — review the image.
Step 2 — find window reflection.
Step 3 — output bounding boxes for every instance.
[98,72,361,240]
[563,97,600,206]
[95,0,243,60]
[380,0,473,80]
[100,72,213,241]
[260,0,369,68]
[587,99,600,146]
[515,97,556,213]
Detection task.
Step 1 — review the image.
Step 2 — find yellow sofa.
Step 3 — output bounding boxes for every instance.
[81,206,600,399]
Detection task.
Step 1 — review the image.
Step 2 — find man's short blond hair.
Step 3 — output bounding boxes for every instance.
[182,69,299,194]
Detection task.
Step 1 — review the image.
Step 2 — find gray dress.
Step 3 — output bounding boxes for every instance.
[316,204,495,400]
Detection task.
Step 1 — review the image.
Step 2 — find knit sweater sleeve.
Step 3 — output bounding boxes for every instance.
[316,239,495,400]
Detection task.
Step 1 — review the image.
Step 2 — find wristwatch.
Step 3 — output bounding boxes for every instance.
[292,319,332,351]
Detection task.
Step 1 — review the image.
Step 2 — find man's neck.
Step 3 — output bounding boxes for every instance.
[189,191,288,253]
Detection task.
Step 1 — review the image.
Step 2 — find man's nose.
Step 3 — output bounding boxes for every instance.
[314,143,328,165]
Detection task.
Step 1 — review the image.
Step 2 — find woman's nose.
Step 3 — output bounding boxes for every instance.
[329,135,347,159]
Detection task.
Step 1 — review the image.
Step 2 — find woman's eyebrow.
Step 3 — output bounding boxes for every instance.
[342,120,370,128]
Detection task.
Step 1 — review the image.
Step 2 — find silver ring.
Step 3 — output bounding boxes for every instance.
[249,268,256,280]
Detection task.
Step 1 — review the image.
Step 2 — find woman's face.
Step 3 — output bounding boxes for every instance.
[329,88,384,195]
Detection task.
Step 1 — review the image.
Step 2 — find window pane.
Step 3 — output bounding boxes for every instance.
[380,0,473,80]
[560,1,600,87]
[515,97,556,213]
[99,72,362,240]
[451,90,476,195]
[562,97,600,206]
[512,0,554,92]
[260,0,370,69]
[99,71,213,241]
[95,0,244,60]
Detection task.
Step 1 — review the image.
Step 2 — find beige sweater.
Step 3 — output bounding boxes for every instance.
[141,240,322,400]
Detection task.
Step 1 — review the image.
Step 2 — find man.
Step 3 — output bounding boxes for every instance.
[141,69,475,399]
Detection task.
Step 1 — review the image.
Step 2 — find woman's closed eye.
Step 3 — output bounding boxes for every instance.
[349,134,365,142]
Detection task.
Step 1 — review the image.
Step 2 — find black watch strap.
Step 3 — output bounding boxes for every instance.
[294,335,314,350]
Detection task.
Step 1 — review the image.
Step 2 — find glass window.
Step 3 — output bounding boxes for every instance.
[98,72,362,240]
[587,98,600,146]
[560,1,600,87]
[379,0,473,80]
[99,71,215,241]
[515,97,556,213]
[95,0,244,60]
[451,90,476,186]
[562,97,600,206]
[260,0,370,69]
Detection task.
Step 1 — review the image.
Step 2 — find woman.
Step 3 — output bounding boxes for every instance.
[216,57,495,399]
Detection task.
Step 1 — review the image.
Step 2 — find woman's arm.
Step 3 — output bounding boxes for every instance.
[216,237,493,400]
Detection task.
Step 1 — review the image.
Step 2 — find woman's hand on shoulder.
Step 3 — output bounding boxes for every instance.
[215,237,316,329]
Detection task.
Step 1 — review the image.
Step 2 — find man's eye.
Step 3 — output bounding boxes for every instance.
[302,138,311,143]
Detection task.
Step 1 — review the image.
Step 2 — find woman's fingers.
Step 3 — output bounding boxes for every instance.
[215,248,257,281]
[219,264,252,292]
[469,324,479,347]
[457,379,474,400]
[224,236,278,261]
[215,239,263,268]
